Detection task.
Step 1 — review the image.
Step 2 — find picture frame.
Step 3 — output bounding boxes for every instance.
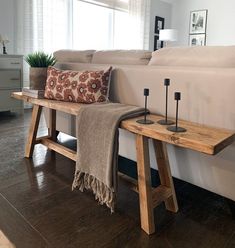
[189,10,208,34]
[154,35,164,51]
[154,16,165,35]
[189,34,206,46]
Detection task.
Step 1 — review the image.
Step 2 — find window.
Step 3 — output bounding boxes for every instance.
[73,0,132,50]
[42,0,72,53]
[15,0,148,57]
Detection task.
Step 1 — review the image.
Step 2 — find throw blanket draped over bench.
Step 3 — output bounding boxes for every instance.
[72,103,145,212]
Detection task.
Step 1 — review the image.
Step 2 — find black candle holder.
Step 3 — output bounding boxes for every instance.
[137,88,154,125]
[167,92,187,133]
[157,78,174,125]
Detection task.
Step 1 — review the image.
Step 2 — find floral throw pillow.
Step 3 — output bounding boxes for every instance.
[44,66,112,103]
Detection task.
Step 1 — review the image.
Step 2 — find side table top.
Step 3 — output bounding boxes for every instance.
[121,115,235,155]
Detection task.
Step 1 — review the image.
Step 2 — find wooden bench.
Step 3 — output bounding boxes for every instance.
[12,92,235,235]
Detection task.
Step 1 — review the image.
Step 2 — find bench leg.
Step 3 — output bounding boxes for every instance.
[153,140,178,213]
[25,105,42,158]
[136,134,155,235]
[48,109,57,141]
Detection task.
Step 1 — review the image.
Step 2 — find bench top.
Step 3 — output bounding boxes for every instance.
[12,92,82,115]
[12,92,235,155]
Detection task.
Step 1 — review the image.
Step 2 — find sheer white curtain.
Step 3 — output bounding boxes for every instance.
[15,0,72,86]
[128,0,151,50]
[15,0,71,55]
[42,0,73,52]
[15,0,150,54]
[15,0,44,55]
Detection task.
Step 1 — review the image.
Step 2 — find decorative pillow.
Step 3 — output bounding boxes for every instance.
[44,66,112,103]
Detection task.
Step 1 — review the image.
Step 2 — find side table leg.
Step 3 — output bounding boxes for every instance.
[48,109,57,141]
[136,134,155,235]
[153,140,178,213]
[25,105,42,158]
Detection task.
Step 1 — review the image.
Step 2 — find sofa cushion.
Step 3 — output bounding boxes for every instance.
[54,50,95,63]
[92,50,152,65]
[149,46,235,67]
[44,66,112,103]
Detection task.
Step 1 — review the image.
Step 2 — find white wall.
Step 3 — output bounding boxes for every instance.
[0,0,15,54]
[149,0,172,50]
[172,0,235,46]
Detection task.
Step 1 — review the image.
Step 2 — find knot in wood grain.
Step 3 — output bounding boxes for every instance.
[170,135,179,144]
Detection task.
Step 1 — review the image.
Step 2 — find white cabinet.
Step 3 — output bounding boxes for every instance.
[0,55,23,113]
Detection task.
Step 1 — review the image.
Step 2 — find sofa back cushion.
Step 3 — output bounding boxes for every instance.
[149,46,235,67]
[44,66,112,103]
[92,50,152,65]
[54,50,95,63]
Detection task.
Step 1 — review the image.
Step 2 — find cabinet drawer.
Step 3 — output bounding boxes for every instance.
[0,89,22,111]
[0,70,21,89]
[0,57,22,69]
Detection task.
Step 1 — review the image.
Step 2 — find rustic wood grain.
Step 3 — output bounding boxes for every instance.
[12,92,81,115]
[25,105,42,158]
[136,134,155,235]
[49,109,57,141]
[152,185,172,208]
[12,92,235,156]
[39,138,77,161]
[121,115,235,155]
[153,140,178,212]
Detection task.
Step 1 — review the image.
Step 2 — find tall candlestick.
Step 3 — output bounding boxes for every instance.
[167,92,186,132]
[158,78,174,125]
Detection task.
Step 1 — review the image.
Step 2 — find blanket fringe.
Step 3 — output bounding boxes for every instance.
[72,171,115,213]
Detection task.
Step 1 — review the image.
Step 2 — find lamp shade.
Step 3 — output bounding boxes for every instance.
[0,35,9,43]
[159,29,178,42]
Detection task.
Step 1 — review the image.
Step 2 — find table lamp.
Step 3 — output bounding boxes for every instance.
[0,35,9,54]
[159,29,178,47]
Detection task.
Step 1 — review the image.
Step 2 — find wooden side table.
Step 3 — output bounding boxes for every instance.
[11,92,235,235]
[121,115,235,234]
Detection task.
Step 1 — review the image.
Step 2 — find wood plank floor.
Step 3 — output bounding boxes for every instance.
[1,110,235,248]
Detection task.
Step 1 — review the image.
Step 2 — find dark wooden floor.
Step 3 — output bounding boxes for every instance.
[0,110,235,248]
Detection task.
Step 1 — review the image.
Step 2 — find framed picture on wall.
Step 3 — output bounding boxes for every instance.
[154,16,165,35]
[189,9,208,34]
[154,35,164,51]
[189,34,206,46]
[154,16,165,51]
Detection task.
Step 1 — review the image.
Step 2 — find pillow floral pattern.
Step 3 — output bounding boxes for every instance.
[44,66,112,103]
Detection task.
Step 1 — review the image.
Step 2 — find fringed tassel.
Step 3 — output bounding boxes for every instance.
[72,171,115,213]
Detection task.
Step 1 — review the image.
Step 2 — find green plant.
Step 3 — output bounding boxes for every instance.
[25,51,56,67]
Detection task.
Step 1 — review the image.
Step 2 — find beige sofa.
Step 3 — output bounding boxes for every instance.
[44,47,235,202]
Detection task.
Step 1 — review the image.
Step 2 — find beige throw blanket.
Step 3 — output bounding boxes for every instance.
[72,103,145,212]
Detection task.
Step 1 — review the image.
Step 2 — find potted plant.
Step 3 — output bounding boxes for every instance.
[25,52,56,90]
